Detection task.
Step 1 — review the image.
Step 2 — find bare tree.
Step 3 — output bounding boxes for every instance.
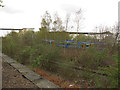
[96,25,112,42]
[112,24,119,48]
[75,9,82,42]
[65,14,70,32]
[75,9,82,33]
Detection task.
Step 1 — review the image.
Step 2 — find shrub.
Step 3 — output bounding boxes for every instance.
[75,47,114,70]
[58,60,77,80]
[29,44,46,64]
[31,45,62,73]
[18,46,32,64]
[93,65,118,88]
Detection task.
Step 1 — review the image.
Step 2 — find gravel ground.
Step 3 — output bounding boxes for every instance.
[2,61,38,88]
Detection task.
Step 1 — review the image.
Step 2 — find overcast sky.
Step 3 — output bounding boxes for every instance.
[0,0,119,36]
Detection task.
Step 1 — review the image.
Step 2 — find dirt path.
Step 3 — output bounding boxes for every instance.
[2,61,38,88]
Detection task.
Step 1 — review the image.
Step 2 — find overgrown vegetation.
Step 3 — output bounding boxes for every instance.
[2,11,119,88]
[2,30,118,88]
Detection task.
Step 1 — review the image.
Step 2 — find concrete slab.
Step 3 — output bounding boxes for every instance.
[18,68,35,75]
[34,79,59,88]
[23,72,42,82]
[11,63,26,70]
[4,59,17,64]
[2,54,17,64]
